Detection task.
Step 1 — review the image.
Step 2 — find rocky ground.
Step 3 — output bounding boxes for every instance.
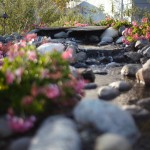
[1,26,150,150]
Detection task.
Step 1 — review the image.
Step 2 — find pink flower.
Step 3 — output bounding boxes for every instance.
[22,96,33,106]
[132,21,138,27]
[142,18,148,23]
[62,48,73,61]
[74,79,85,93]
[44,84,60,99]
[7,115,36,133]
[6,71,15,84]
[127,28,133,35]
[31,84,39,97]
[24,33,37,42]
[27,51,37,62]
[41,69,49,79]
[133,33,139,40]
[15,67,24,77]
[146,32,150,39]
[20,40,27,47]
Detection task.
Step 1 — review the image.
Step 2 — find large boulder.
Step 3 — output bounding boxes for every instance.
[73,99,140,144]
[124,52,142,63]
[37,43,65,54]
[29,116,81,150]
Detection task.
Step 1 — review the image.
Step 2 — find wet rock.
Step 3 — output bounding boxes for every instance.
[74,51,87,62]
[97,41,108,46]
[143,46,150,58]
[84,83,97,89]
[100,27,119,39]
[137,98,150,111]
[81,69,95,82]
[124,52,142,63]
[113,54,126,63]
[29,116,81,150]
[119,26,126,35]
[8,137,31,150]
[0,116,13,138]
[98,86,120,100]
[121,64,142,77]
[116,36,125,44]
[105,62,121,69]
[37,43,65,54]
[95,133,132,150]
[135,39,149,49]
[101,37,113,43]
[54,31,68,38]
[86,59,99,65]
[73,98,140,143]
[136,67,150,85]
[122,105,149,118]
[109,81,132,92]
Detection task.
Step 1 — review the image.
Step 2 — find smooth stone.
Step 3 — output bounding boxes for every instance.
[100,27,119,39]
[121,64,142,77]
[137,98,150,111]
[54,31,68,38]
[37,43,65,54]
[124,52,142,63]
[105,62,120,69]
[73,98,140,144]
[98,86,120,100]
[81,69,95,82]
[8,137,31,150]
[136,67,150,85]
[95,134,132,150]
[109,81,132,92]
[116,36,125,44]
[143,46,150,58]
[29,116,81,150]
[122,105,149,118]
[135,39,149,49]
[74,51,87,62]
[84,83,97,89]
[0,116,13,138]
[101,37,113,43]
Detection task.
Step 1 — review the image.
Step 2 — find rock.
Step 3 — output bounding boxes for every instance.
[105,62,120,69]
[89,35,99,43]
[101,37,113,43]
[84,83,97,89]
[136,67,150,85]
[98,86,120,100]
[93,69,107,75]
[140,57,148,64]
[8,137,31,150]
[119,26,126,35]
[142,59,150,68]
[100,27,119,39]
[73,62,87,68]
[122,105,149,118]
[54,31,68,38]
[29,116,81,150]
[124,52,142,63]
[121,64,142,77]
[113,54,126,63]
[81,69,95,82]
[143,46,150,58]
[86,59,99,65]
[137,98,150,111]
[37,43,65,54]
[73,99,140,143]
[97,41,108,46]
[74,51,87,62]
[69,66,79,78]
[116,36,125,44]
[0,116,13,138]
[109,81,132,92]
[135,39,149,49]
[95,134,132,150]
[0,36,6,43]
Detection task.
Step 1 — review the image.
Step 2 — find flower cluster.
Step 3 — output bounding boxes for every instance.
[0,34,85,132]
[64,21,88,27]
[123,18,150,44]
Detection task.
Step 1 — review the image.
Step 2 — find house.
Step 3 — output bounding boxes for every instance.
[67,0,150,22]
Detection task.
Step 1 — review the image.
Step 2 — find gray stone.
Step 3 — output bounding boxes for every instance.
[135,39,149,49]
[137,98,150,111]
[124,52,142,63]
[100,27,119,39]
[93,69,108,75]
[37,43,65,54]
[98,86,120,100]
[69,66,79,79]
[89,35,99,43]
[121,64,142,77]
[73,99,140,143]
[119,26,126,35]
[84,83,97,89]
[143,46,150,58]
[109,81,132,92]
[97,41,108,46]
[95,134,132,150]
[54,31,68,38]
[81,69,95,82]
[101,37,113,43]
[116,36,125,44]
[0,116,13,138]
[122,105,149,118]
[105,62,120,69]
[29,116,81,150]
[8,137,31,150]
[142,59,150,68]
[74,51,87,62]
